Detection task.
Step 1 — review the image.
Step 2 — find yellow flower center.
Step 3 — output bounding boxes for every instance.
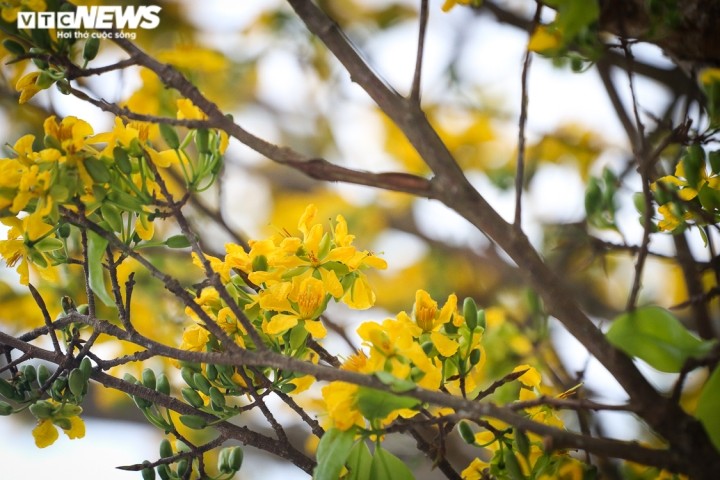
[416,304,436,332]
[297,279,323,318]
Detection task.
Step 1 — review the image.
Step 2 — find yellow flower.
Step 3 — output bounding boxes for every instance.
[461,458,488,480]
[16,71,42,104]
[177,98,207,120]
[528,26,563,53]
[31,415,85,448]
[43,116,94,159]
[412,290,459,356]
[513,364,542,388]
[134,214,154,241]
[342,273,375,309]
[32,419,59,448]
[321,381,363,431]
[0,212,56,285]
[180,323,210,352]
[261,276,328,338]
[90,117,150,157]
[64,415,86,439]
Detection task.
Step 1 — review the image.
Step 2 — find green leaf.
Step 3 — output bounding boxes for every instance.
[696,366,720,452]
[314,427,356,480]
[606,306,716,372]
[87,231,115,307]
[346,441,372,480]
[356,387,420,420]
[159,123,180,150]
[369,446,415,480]
[166,234,191,248]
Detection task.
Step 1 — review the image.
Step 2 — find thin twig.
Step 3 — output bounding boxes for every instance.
[514,2,541,228]
[410,0,429,103]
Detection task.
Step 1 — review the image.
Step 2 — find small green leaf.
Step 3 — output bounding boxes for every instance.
[159,123,180,150]
[34,236,64,252]
[87,231,115,307]
[101,203,124,233]
[84,157,111,183]
[369,446,415,480]
[356,387,420,420]
[696,366,720,452]
[166,234,191,248]
[346,441,372,480]
[314,427,356,480]
[606,306,716,373]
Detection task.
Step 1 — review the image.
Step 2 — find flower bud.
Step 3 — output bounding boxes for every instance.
[181,387,204,408]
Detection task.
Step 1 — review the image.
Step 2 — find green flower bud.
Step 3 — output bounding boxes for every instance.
[155,373,170,396]
[476,309,486,330]
[30,400,56,419]
[22,365,37,386]
[79,357,93,382]
[159,438,173,458]
[176,458,189,477]
[68,368,86,398]
[157,465,170,480]
[141,466,156,480]
[181,387,204,408]
[142,369,157,390]
[82,37,100,62]
[180,367,197,389]
[205,364,218,382]
[37,364,51,387]
[469,348,482,366]
[192,373,211,395]
[57,223,72,238]
[228,446,243,471]
[217,447,231,473]
[458,421,475,444]
[463,297,478,330]
[51,376,68,400]
[209,387,225,410]
[123,373,139,385]
[179,414,207,430]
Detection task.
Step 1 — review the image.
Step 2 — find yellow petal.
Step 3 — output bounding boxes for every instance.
[32,419,59,448]
[135,215,154,241]
[513,364,541,388]
[431,331,459,357]
[319,268,343,298]
[62,416,86,440]
[343,274,375,310]
[265,313,298,335]
[304,319,327,339]
[528,26,562,53]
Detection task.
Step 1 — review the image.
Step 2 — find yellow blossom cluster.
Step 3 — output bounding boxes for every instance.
[181,204,387,391]
[322,289,484,431]
[0,109,227,285]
